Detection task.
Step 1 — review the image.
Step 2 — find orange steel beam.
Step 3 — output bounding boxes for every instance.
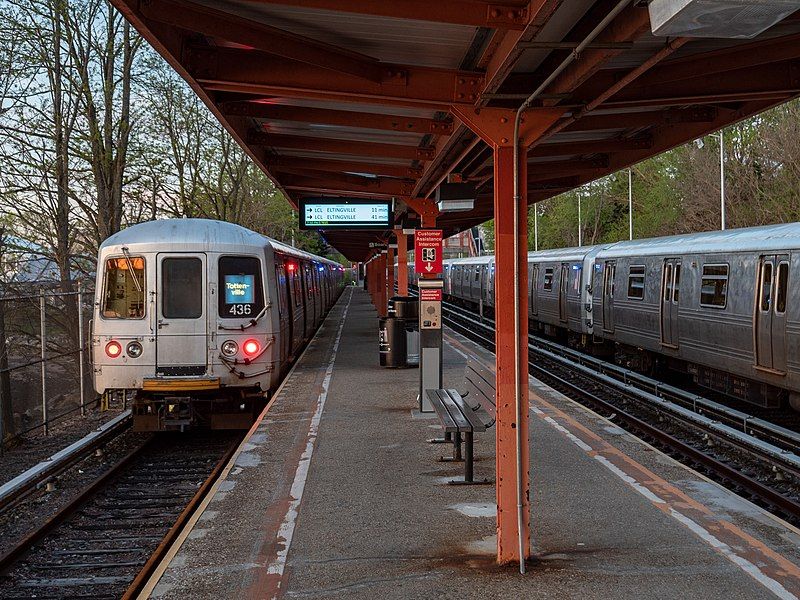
[562,107,718,133]
[222,101,454,135]
[236,0,532,30]
[453,107,562,567]
[527,157,608,180]
[530,136,652,157]
[280,173,415,198]
[264,157,423,180]
[403,197,440,230]
[396,230,409,296]
[186,46,485,109]
[270,165,415,189]
[140,0,385,82]
[378,252,388,317]
[387,246,395,302]
[248,131,435,161]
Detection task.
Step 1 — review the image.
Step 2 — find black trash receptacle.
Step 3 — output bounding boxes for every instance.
[379,316,407,367]
[392,296,418,320]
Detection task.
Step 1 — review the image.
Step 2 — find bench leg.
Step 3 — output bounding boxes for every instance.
[464,432,473,482]
[438,431,464,462]
[447,432,493,486]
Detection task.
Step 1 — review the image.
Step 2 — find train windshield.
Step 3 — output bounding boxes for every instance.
[219,256,265,318]
[102,256,146,319]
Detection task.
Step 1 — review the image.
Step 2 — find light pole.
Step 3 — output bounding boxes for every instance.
[577,189,583,247]
[534,206,538,251]
[628,168,633,241]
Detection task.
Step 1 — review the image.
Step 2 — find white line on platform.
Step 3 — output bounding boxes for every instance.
[266,287,353,595]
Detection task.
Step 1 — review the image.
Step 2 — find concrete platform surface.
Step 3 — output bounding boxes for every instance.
[146,288,800,600]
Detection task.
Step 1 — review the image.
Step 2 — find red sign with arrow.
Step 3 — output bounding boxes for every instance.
[414,229,443,275]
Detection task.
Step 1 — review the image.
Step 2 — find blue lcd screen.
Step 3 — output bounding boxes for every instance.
[225,274,255,304]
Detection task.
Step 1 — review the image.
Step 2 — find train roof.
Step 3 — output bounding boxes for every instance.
[597,222,800,258]
[100,218,339,266]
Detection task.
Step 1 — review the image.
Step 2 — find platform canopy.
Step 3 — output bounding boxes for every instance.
[112,0,800,260]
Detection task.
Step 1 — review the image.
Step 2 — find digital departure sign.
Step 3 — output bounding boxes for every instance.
[299,199,392,229]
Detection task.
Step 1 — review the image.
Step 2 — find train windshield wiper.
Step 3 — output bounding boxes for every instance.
[121,247,142,294]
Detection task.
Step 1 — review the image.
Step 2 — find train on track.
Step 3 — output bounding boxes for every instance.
[410,223,800,412]
[91,219,344,431]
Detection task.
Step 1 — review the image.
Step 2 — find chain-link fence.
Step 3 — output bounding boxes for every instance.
[0,282,96,449]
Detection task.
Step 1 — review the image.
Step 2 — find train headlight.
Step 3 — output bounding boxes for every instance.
[105,341,122,358]
[221,340,239,357]
[126,341,143,358]
[243,339,260,357]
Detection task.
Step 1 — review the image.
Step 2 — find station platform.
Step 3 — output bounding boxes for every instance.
[146,288,800,599]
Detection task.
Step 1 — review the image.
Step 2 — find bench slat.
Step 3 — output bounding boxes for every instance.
[441,390,472,431]
[425,390,459,433]
[447,389,490,432]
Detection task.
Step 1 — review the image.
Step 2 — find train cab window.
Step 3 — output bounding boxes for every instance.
[701,264,729,308]
[162,257,202,318]
[543,268,554,291]
[627,265,645,299]
[102,256,145,319]
[218,256,264,318]
[777,262,789,314]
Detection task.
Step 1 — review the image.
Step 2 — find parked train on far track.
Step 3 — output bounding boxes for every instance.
[92,219,343,431]
[410,223,800,412]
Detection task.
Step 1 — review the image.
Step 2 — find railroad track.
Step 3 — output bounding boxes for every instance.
[435,298,800,525]
[0,431,240,599]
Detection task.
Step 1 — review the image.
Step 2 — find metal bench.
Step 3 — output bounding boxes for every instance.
[425,358,496,484]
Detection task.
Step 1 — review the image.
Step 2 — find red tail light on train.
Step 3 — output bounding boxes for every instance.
[243,339,260,357]
[105,341,122,358]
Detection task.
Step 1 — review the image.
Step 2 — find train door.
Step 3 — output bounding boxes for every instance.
[602,260,615,333]
[155,253,207,376]
[530,264,539,316]
[558,263,569,322]
[660,259,681,348]
[756,254,789,371]
[275,261,291,363]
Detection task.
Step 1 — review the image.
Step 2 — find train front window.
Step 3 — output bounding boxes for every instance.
[218,256,264,318]
[102,256,145,319]
[162,257,202,319]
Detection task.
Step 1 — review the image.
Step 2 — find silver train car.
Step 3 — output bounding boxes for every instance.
[419,223,800,411]
[92,219,343,430]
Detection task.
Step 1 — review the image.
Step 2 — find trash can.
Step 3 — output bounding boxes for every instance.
[393,297,420,367]
[392,296,418,320]
[379,317,407,368]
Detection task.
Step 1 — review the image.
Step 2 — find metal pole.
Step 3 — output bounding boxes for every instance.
[77,282,85,416]
[534,207,539,251]
[720,130,725,231]
[578,191,583,247]
[628,168,633,241]
[39,289,48,435]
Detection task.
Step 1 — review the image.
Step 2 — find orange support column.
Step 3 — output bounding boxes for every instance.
[451,105,564,567]
[396,230,408,296]
[380,251,389,316]
[387,246,396,301]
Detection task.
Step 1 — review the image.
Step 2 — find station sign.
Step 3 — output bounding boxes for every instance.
[299,198,392,229]
[414,229,443,275]
[419,287,442,302]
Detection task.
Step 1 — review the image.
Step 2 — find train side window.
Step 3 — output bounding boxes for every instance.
[289,265,302,306]
[663,264,673,302]
[700,264,729,308]
[475,267,480,282]
[543,267,554,291]
[627,265,645,300]
[760,262,773,312]
[571,264,581,294]
[102,256,145,319]
[776,262,788,314]
[275,265,286,317]
[162,257,202,318]
[218,256,264,318]
[673,265,681,303]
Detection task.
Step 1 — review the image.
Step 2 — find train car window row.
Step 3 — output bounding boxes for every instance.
[700,264,729,308]
[162,257,202,318]
[627,265,645,300]
[102,256,146,319]
[218,256,264,318]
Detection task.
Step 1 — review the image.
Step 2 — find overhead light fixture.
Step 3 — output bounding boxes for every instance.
[435,182,477,213]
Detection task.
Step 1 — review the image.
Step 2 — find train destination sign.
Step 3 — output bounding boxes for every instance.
[299,199,392,229]
[414,229,443,275]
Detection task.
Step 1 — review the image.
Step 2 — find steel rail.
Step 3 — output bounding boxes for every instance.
[0,410,132,513]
